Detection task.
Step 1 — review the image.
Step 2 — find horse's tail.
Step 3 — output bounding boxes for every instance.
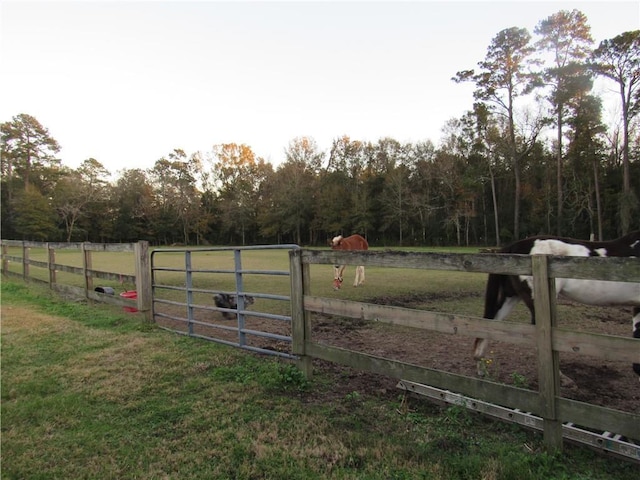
[483,273,505,319]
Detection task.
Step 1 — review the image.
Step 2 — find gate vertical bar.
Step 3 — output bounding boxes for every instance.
[22,242,29,281]
[532,254,562,452]
[290,249,312,378]
[234,249,247,347]
[185,251,194,335]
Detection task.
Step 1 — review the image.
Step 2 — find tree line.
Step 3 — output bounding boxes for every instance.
[2,11,639,247]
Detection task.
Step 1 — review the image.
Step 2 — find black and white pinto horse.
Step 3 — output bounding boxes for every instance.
[474,231,640,381]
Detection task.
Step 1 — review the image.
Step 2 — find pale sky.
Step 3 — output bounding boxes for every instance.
[1,1,638,176]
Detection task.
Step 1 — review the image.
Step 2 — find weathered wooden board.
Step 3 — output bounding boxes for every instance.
[302,249,640,282]
[306,341,541,413]
[304,295,638,363]
[305,295,534,343]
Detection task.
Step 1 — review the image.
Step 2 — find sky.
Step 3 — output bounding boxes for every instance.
[1,1,639,176]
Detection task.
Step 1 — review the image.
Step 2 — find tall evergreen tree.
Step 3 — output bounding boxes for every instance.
[454,27,537,239]
[13,188,58,241]
[534,9,594,235]
[592,30,640,234]
[1,113,62,238]
[1,113,61,192]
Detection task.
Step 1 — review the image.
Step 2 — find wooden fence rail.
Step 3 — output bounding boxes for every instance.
[289,249,640,453]
[1,240,151,321]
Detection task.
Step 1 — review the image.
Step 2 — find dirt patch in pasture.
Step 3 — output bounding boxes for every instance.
[316,293,640,415]
[153,291,640,417]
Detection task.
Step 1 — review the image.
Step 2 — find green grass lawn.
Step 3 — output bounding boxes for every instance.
[1,280,637,480]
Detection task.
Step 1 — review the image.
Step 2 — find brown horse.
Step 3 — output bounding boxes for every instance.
[330,234,369,290]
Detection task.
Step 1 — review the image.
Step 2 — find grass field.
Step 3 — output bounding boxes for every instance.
[3,244,496,312]
[3,244,481,278]
[1,279,638,480]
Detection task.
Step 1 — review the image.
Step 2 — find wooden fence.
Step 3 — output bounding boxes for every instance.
[289,248,640,454]
[2,239,638,456]
[1,240,151,321]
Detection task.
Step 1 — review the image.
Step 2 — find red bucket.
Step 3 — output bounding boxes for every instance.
[120,290,138,313]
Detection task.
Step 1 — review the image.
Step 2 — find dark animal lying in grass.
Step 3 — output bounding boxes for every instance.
[213,293,255,319]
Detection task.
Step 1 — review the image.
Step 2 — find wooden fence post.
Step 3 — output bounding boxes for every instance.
[289,249,312,379]
[532,254,563,452]
[135,241,152,323]
[2,242,8,276]
[82,242,93,302]
[48,244,57,287]
[22,242,29,281]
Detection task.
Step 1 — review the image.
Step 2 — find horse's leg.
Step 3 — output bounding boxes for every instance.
[354,266,365,286]
[474,296,520,376]
[333,265,345,290]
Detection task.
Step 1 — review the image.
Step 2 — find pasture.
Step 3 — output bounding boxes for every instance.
[2,280,638,479]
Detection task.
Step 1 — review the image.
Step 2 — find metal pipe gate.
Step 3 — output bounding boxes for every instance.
[150,245,300,359]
